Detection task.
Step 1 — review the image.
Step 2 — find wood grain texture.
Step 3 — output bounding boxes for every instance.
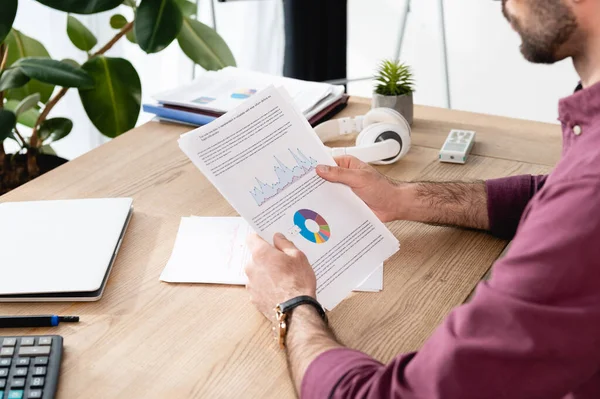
[0,97,557,398]
[342,97,562,167]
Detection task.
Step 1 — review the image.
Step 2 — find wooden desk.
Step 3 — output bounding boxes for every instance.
[0,98,560,398]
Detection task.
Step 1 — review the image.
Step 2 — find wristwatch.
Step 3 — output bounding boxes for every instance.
[275,295,328,349]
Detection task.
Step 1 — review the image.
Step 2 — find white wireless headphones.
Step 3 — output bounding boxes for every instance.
[314,108,411,165]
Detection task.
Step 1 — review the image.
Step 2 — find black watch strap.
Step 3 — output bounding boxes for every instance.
[277,295,328,323]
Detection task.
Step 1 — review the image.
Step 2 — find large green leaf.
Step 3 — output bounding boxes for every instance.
[78,56,141,138]
[0,67,30,92]
[67,15,98,51]
[173,0,196,17]
[15,58,94,88]
[0,0,18,44]
[4,30,54,103]
[135,0,182,53]
[38,117,73,143]
[177,17,236,71]
[0,110,16,142]
[4,99,39,128]
[35,0,124,14]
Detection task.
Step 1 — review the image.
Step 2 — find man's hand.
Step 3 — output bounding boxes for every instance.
[317,155,490,230]
[245,233,317,320]
[316,156,403,222]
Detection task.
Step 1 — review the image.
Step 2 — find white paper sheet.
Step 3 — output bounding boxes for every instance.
[178,86,399,309]
[160,217,383,292]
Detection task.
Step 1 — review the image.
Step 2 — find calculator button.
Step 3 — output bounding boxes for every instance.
[19,338,34,347]
[0,379,5,388]
[0,358,10,367]
[6,391,23,399]
[2,339,16,347]
[27,390,42,399]
[18,347,50,357]
[11,379,25,388]
[33,358,47,366]
[32,367,46,377]
[15,359,29,367]
[8,390,24,399]
[37,338,52,346]
[14,368,28,377]
[30,377,44,387]
[0,348,14,357]
[0,369,8,377]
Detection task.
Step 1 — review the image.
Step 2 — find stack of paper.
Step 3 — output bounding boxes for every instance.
[160,217,383,292]
[143,67,348,127]
[177,86,399,309]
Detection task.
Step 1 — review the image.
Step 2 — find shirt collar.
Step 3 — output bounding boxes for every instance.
[558,80,600,126]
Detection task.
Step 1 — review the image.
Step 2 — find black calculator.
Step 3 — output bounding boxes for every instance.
[0,336,62,399]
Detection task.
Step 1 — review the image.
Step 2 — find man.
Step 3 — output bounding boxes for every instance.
[244,0,600,397]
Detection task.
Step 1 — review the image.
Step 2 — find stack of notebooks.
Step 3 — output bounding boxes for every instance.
[143,67,349,127]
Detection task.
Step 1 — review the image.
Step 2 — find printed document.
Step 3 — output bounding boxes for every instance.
[160,216,384,292]
[178,86,399,309]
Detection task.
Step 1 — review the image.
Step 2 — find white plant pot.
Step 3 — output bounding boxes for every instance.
[372,92,414,126]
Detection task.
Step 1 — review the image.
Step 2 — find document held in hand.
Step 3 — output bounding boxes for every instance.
[178,86,399,309]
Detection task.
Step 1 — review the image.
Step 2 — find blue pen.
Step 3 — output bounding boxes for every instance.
[0,315,79,328]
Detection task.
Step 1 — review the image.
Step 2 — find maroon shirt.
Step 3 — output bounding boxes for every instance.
[302,82,600,399]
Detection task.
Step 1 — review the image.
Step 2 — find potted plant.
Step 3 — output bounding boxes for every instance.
[372,59,415,125]
[0,0,236,195]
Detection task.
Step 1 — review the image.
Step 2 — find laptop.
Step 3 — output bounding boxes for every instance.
[0,198,133,302]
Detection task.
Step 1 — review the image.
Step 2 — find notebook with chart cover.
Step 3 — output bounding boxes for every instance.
[0,198,133,302]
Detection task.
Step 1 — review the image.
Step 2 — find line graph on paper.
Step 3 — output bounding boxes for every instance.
[250,148,318,206]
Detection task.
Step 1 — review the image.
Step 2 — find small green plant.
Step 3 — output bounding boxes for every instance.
[374,59,414,97]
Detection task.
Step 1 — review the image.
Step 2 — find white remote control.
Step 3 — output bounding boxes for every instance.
[439,129,476,164]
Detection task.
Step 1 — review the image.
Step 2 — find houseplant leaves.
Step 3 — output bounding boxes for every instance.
[0,0,18,44]
[35,0,124,14]
[15,57,94,88]
[14,93,40,116]
[4,30,54,103]
[135,0,183,53]
[174,0,196,17]
[38,117,73,143]
[78,56,141,138]
[67,15,98,51]
[0,110,17,142]
[4,99,39,128]
[0,68,31,92]
[110,14,128,29]
[177,17,236,71]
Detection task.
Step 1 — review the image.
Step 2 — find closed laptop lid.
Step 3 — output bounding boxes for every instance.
[0,198,133,295]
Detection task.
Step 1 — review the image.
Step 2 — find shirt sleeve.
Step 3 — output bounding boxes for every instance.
[485,174,548,239]
[302,178,600,399]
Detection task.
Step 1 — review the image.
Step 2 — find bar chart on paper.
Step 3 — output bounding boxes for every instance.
[250,148,318,206]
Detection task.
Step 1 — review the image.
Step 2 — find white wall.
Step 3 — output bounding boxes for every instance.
[8,0,580,160]
[346,0,579,124]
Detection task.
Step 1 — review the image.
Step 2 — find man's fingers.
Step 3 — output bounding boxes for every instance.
[273,232,300,256]
[317,164,368,187]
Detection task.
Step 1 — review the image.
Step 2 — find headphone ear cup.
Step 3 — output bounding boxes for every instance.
[355,123,411,165]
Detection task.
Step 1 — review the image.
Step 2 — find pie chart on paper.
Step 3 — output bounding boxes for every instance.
[293,209,331,244]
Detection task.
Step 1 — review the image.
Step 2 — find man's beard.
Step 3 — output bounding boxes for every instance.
[502,0,577,64]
